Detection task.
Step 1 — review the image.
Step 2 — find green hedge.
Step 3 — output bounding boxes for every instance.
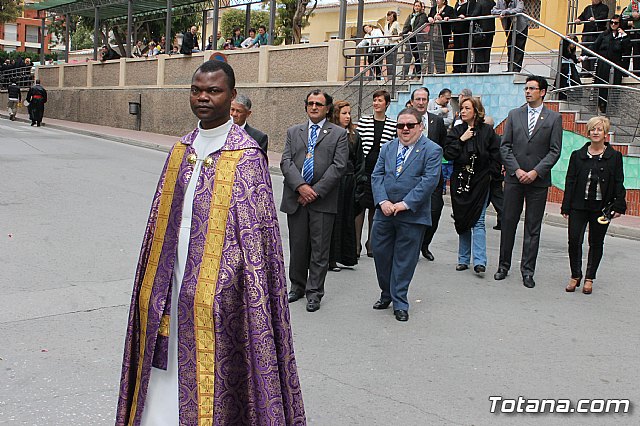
[0,51,58,64]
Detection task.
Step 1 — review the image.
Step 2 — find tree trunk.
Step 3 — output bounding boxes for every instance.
[292,0,317,44]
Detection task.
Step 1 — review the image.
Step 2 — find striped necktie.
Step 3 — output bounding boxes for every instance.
[528,109,537,136]
[302,124,319,183]
[396,145,409,176]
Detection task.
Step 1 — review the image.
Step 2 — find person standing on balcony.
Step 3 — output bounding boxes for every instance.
[402,0,429,79]
[494,75,563,288]
[383,10,402,78]
[473,0,496,73]
[492,0,528,72]
[428,0,457,73]
[592,15,631,113]
[180,26,199,54]
[452,0,480,73]
[574,0,609,73]
[357,24,385,80]
[247,25,269,48]
[231,27,245,48]
[622,0,640,76]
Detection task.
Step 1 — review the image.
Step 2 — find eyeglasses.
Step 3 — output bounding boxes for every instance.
[523,86,541,92]
[396,122,420,129]
[611,21,620,25]
[306,101,325,107]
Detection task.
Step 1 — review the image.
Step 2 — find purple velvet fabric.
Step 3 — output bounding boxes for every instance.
[116,125,305,425]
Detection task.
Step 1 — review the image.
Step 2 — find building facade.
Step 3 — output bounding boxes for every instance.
[0,3,51,54]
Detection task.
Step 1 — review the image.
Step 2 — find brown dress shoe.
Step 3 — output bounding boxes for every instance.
[582,279,593,294]
[565,277,581,292]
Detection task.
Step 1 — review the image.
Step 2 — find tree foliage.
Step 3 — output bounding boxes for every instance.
[262,0,316,45]
[0,0,22,25]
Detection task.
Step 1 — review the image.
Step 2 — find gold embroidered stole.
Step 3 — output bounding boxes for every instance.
[194,150,243,425]
[129,143,186,425]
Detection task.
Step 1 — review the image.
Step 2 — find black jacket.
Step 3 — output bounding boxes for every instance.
[428,5,457,37]
[402,12,429,35]
[26,84,47,103]
[561,143,626,215]
[8,84,21,101]
[577,2,609,35]
[453,0,480,33]
[181,31,198,54]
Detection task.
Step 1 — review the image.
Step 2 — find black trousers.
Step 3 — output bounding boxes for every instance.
[473,34,495,73]
[421,181,444,252]
[567,208,609,280]
[489,178,504,224]
[452,33,470,73]
[504,26,528,72]
[31,100,45,124]
[499,183,548,277]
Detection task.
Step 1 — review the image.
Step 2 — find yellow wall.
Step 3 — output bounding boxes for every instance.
[304,2,414,43]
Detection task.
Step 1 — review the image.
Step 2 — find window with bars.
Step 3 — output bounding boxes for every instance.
[525,0,542,29]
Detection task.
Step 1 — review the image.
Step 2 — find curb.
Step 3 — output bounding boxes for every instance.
[3,113,639,240]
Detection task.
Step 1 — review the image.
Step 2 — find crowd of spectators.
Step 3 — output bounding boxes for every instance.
[0,57,34,89]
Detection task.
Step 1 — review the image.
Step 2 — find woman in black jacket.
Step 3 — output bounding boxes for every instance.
[562,116,626,294]
[452,0,479,73]
[592,15,631,112]
[428,0,457,73]
[556,35,582,100]
[444,97,501,273]
[402,0,429,78]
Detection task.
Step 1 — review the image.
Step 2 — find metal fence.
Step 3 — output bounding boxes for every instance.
[1,66,35,90]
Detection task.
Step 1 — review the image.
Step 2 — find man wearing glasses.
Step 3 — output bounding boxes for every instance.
[495,75,562,288]
[370,107,442,322]
[280,89,348,312]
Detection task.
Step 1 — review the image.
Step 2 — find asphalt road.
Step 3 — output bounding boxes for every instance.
[1,120,638,425]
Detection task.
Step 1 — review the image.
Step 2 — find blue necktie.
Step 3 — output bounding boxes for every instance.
[396,145,409,176]
[302,124,319,183]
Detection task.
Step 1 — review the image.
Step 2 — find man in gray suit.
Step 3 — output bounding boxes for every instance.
[495,75,562,288]
[371,107,442,322]
[230,94,269,152]
[280,89,349,312]
[492,0,528,72]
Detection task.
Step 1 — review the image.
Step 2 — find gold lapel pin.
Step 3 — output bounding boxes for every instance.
[203,156,214,168]
[187,153,197,165]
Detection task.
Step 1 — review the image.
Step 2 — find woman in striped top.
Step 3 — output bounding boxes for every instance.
[355,89,398,257]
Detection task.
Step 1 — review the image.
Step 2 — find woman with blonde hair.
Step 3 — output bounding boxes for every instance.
[444,97,500,273]
[327,100,365,271]
[562,116,626,294]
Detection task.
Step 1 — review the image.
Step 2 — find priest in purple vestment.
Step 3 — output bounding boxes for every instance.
[115,60,306,426]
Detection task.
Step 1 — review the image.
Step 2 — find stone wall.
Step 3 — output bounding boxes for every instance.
[22,84,350,152]
[126,60,157,86]
[92,62,120,87]
[268,46,328,83]
[63,64,88,88]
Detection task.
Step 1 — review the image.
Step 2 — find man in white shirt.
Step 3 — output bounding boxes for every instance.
[427,88,454,127]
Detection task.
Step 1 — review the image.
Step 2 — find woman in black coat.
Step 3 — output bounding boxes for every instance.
[428,0,457,73]
[562,116,626,294]
[402,0,429,77]
[444,97,501,273]
[452,0,479,73]
[328,100,365,270]
[592,15,631,112]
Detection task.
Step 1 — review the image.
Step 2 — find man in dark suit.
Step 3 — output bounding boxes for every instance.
[180,26,199,54]
[280,89,349,312]
[495,75,562,288]
[230,93,268,151]
[409,87,447,261]
[371,107,442,322]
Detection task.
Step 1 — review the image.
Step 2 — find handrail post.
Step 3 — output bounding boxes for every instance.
[467,19,474,73]
[509,17,517,72]
[358,72,364,117]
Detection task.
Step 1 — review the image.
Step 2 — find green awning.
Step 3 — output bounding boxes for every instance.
[27,0,219,20]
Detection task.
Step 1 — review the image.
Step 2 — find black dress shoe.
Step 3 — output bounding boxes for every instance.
[372,299,391,310]
[494,268,508,280]
[288,291,304,303]
[421,248,434,261]
[394,310,409,322]
[306,300,320,312]
[523,275,536,288]
[493,223,501,230]
[455,264,469,271]
[474,265,486,274]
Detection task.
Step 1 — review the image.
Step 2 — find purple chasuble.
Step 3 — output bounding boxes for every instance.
[116,125,306,425]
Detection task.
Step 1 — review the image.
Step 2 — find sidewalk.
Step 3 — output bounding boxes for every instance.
[3,112,640,240]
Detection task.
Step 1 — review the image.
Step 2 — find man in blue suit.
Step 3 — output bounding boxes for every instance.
[370,107,442,322]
